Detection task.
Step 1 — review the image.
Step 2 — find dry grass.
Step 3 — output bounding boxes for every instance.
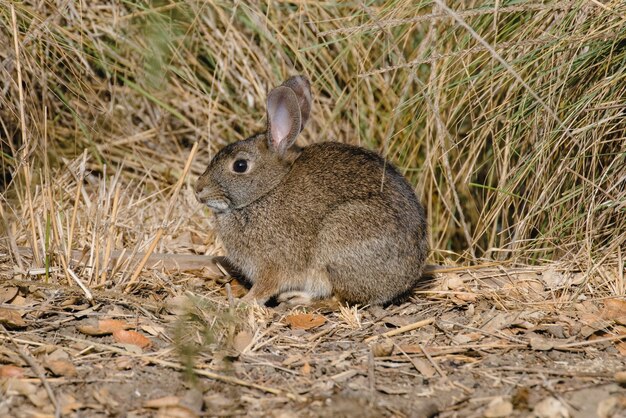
[1,0,625,272]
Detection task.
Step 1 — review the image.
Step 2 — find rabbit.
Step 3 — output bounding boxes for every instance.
[195,75,428,306]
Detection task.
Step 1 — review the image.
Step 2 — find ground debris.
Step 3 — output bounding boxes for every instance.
[0,264,624,417]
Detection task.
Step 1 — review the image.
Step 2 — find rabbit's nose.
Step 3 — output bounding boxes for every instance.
[194,178,210,201]
[195,184,210,202]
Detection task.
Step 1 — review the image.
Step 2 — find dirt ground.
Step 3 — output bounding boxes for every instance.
[1,252,625,417]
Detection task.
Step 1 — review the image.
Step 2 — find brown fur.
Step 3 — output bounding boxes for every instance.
[195,76,428,305]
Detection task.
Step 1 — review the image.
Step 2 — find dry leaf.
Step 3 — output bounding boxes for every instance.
[541,268,568,289]
[99,319,131,333]
[113,330,151,349]
[408,357,436,378]
[0,365,25,378]
[530,336,554,351]
[445,275,465,290]
[285,313,326,330]
[481,313,511,333]
[0,287,19,303]
[0,308,26,328]
[77,319,130,336]
[44,359,77,377]
[233,330,253,354]
[140,323,166,336]
[452,332,483,344]
[59,393,83,415]
[601,299,626,325]
[2,378,38,397]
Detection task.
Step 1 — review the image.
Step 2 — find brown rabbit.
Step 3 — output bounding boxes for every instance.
[195,76,428,306]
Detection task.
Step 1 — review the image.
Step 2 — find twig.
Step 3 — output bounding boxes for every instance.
[66,268,94,302]
[495,366,610,378]
[368,348,376,392]
[419,342,446,378]
[554,333,626,349]
[364,317,435,342]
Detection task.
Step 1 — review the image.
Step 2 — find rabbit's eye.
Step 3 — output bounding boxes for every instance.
[232,159,248,173]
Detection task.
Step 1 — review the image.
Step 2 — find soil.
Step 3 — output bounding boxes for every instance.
[1,257,625,418]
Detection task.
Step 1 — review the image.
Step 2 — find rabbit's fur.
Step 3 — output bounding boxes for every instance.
[195,76,428,306]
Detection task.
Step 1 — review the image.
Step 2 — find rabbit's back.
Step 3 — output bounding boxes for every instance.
[281,142,428,304]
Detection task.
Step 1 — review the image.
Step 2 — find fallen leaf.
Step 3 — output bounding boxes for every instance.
[233,330,253,354]
[115,357,133,370]
[0,287,19,303]
[44,359,77,377]
[285,313,326,330]
[444,274,465,290]
[452,332,483,344]
[93,387,120,408]
[165,295,190,316]
[530,336,554,351]
[140,323,166,336]
[59,393,83,415]
[0,365,24,378]
[113,330,151,349]
[0,308,26,328]
[77,319,130,336]
[601,299,626,325]
[481,312,511,333]
[2,378,38,396]
[408,357,436,378]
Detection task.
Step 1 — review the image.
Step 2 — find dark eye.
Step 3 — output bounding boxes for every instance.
[232,159,248,173]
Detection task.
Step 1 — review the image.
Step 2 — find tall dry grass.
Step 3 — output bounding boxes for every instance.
[1,1,624,288]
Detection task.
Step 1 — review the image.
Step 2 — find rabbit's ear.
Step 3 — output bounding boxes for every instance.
[267,86,301,154]
[281,76,311,132]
